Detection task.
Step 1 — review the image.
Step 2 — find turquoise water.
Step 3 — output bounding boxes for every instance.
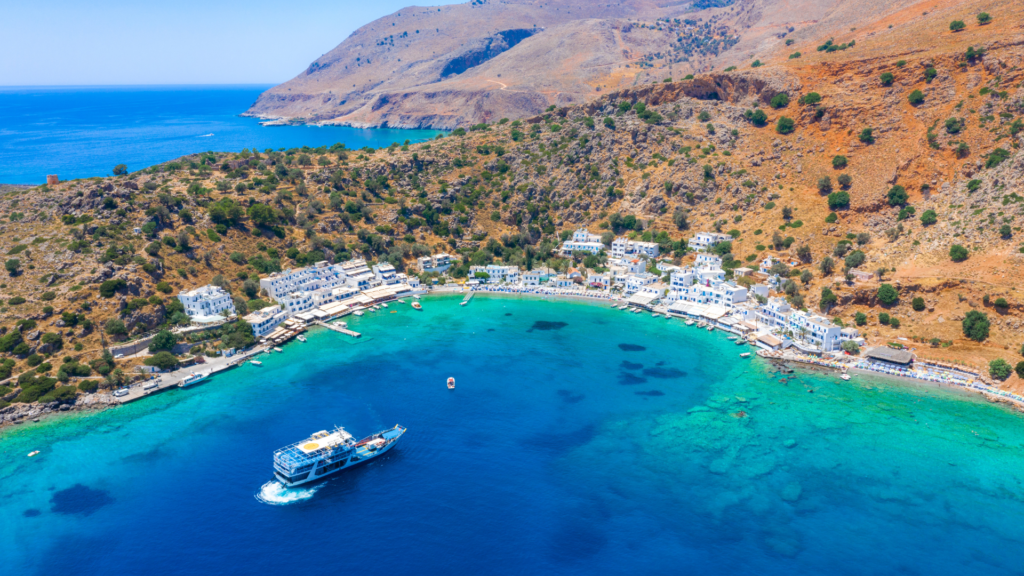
[0,86,442,184]
[3,295,1024,575]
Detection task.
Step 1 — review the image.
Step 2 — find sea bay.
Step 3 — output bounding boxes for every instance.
[2,295,1024,575]
[0,85,442,185]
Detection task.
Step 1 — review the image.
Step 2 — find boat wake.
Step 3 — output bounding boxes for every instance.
[255,480,322,505]
[198,133,214,137]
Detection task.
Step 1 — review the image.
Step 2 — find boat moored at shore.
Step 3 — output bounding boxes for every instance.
[179,371,209,388]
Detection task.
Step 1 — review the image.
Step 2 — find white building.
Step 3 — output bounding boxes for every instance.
[759,256,778,275]
[523,267,555,286]
[469,265,520,284]
[244,305,289,338]
[623,273,657,295]
[177,285,236,320]
[372,262,399,285]
[611,237,660,259]
[561,229,605,255]
[788,310,843,352]
[417,253,455,273]
[756,297,792,329]
[259,261,348,300]
[689,232,732,252]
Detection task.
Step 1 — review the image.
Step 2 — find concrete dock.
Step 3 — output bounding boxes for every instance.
[114,347,267,404]
[462,292,474,305]
[313,320,361,338]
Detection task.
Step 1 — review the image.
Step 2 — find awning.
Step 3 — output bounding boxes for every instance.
[701,305,728,320]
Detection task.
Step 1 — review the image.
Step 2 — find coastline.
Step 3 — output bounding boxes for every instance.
[4,286,1023,433]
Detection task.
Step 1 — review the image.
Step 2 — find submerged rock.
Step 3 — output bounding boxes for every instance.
[783,439,797,448]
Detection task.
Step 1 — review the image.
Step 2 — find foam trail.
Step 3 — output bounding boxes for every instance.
[256,480,321,505]
[198,133,215,137]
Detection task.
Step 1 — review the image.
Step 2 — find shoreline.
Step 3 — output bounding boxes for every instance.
[4,287,1022,433]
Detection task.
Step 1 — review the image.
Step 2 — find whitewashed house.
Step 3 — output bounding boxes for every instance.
[611,237,660,259]
[689,232,732,252]
[244,305,289,338]
[177,285,236,320]
[561,228,605,255]
[417,253,455,273]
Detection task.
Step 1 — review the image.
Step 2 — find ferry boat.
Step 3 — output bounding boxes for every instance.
[412,302,423,311]
[179,371,209,388]
[272,425,406,488]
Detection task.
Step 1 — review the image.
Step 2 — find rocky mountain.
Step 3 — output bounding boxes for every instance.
[246,0,942,129]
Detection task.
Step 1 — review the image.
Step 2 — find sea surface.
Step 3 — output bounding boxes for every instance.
[3,295,1024,575]
[0,85,442,185]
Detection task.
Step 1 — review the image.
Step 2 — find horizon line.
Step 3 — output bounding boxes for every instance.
[0,83,280,89]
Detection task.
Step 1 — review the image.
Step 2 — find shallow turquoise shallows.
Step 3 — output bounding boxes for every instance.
[3,295,1024,575]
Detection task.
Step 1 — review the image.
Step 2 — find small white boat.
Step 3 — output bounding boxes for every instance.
[179,371,209,388]
[618,305,628,310]
[633,308,642,314]
[274,347,284,353]
[727,336,737,341]
[706,326,714,332]
[841,373,851,381]
[412,295,420,300]
[412,302,423,311]
[447,377,455,390]
[296,335,306,343]
[651,313,659,318]
[740,353,751,358]
[685,320,695,326]
[28,450,40,457]
[371,305,380,311]
[353,310,364,316]
[381,303,388,308]
[460,301,467,306]
[397,299,406,304]
[251,361,262,366]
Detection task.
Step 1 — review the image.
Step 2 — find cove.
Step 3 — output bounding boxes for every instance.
[3,294,1024,575]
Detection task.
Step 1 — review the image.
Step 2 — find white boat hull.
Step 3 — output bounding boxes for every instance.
[275,426,405,488]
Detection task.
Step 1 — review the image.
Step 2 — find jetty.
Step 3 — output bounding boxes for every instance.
[113,347,266,404]
[313,320,361,338]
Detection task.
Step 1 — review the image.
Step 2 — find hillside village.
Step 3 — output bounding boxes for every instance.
[2,1,1024,423]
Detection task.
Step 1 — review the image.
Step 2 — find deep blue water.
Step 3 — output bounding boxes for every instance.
[0,85,442,184]
[3,295,1024,575]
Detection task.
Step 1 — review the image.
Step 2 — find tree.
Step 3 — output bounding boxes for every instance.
[105,318,128,336]
[820,256,835,276]
[879,73,894,87]
[796,245,812,262]
[832,155,848,169]
[673,207,689,230]
[800,270,813,284]
[908,90,924,105]
[5,258,20,276]
[770,93,790,109]
[886,185,908,206]
[920,210,937,225]
[820,287,838,311]
[845,250,865,269]
[949,20,966,32]
[817,176,833,193]
[149,330,179,353]
[247,203,278,226]
[977,12,991,24]
[1016,361,1024,380]
[776,117,795,134]
[746,109,768,126]
[855,312,867,326]
[962,310,990,341]
[859,128,875,144]
[99,278,127,297]
[877,283,898,305]
[949,244,969,262]
[113,164,128,176]
[989,358,1012,380]
[827,191,850,210]
[912,297,925,311]
[841,340,860,354]
[799,92,821,105]
[145,351,180,371]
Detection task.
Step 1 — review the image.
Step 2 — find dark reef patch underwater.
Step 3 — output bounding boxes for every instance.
[50,484,114,516]
[618,343,646,352]
[528,321,568,332]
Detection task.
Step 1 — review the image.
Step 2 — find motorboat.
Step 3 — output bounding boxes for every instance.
[412,302,423,311]
[296,335,306,343]
[28,450,40,457]
[447,377,455,389]
[380,303,388,309]
[274,347,284,353]
[740,353,751,358]
[251,361,262,366]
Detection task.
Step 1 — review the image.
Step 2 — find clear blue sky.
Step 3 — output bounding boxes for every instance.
[1,0,452,85]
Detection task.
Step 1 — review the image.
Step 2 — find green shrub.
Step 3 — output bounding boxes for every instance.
[949,20,966,32]
[775,117,795,134]
[880,72,894,86]
[145,351,180,371]
[799,92,820,105]
[912,297,925,311]
[986,148,1011,169]
[770,93,790,108]
[877,283,898,305]
[949,244,969,262]
[99,278,127,297]
[156,281,172,294]
[962,310,990,341]
[879,313,890,325]
[78,380,100,392]
[8,296,25,305]
[886,185,908,206]
[977,12,991,24]
[908,90,924,105]
[825,213,838,223]
[919,210,937,225]
[149,330,178,353]
[989,358,1012,380]
[854,312,867,326]
[41,291,56,301]
[889,317,901,328]
[832,155,848,169]
[827,191,850,210]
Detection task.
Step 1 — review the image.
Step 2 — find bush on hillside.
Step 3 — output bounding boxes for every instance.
[962,310,990,341]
